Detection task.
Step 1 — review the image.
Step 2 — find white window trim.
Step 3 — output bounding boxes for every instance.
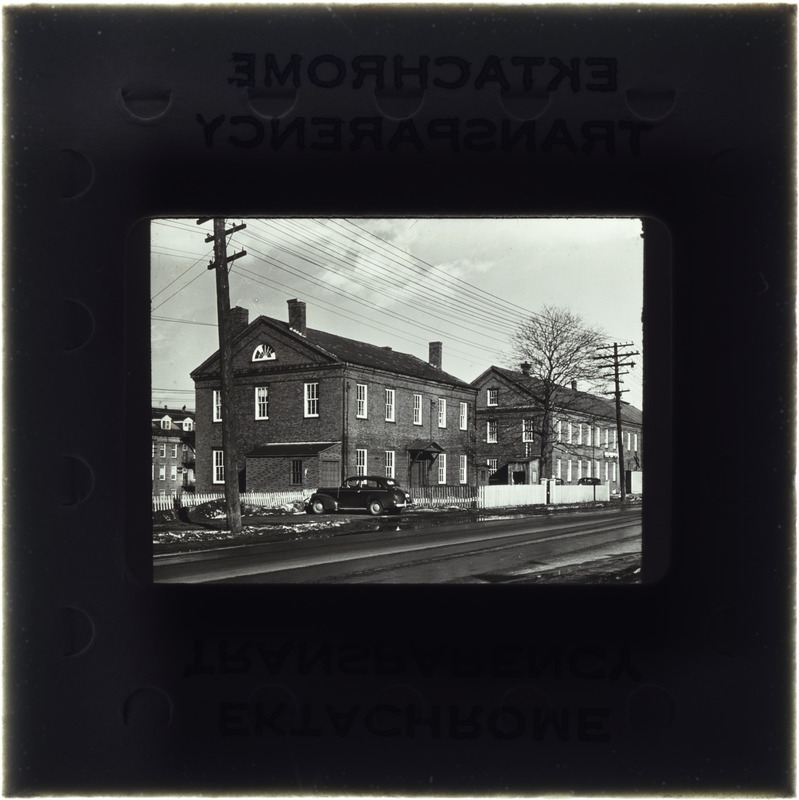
[159,443,166,458]
[459,402,468,431]
[171,444,178,458]
[487,388,498,406]
[522,419,535,442]
[487,458,498,475]
[385,450,395,479]
[438,398,447,429]
[557,458,562,479]
[567,460,573,483]
[567,422,572,444]
[459,454,467,484]
[304,383,319,418]
[438,453,447,485]
[158,465,165,481]
[212,450,224,484]
[170,465,177,481]
[556,420,562,443]
[604,428,609,447]
[213,390,222,422]
[634,433,639,451]
[385,389,396,422]
[252,343,276,361]
[413,393,423,426]
[255,386,269,420]
[356,448,367,476]
[577,423,583,446]
[487,420,497,443]
[356,384,368,419]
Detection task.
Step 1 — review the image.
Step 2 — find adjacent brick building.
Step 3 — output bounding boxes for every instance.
[472,365,642,492]
[151,406,196,495]
[191,300,478,493]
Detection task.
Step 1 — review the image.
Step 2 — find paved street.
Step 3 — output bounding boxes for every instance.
[153,507,641,584]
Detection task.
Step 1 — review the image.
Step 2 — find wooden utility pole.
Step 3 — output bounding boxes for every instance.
[197,217,247,533]
[593,342,639,502]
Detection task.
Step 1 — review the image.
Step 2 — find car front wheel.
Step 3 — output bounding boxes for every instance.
[367,499,384,516]
[310,499,326,515]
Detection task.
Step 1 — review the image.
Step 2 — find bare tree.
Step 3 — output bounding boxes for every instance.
[510,305,607,479]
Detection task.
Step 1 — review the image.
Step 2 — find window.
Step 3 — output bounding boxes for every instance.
[556,420,562,442]
[626,432,631,450]
[438,453,447,484]
[586,425,592,447]
[385,450,395,479]
[577,460,582,480]
[182,443,188,453]
[438,398,447,428]
[557,458,562,479]
[255,386,269,420]
[487,458,498,475]
[487,420,497,443]
[525,442,534,458]
[594,459,600,478]
[604,428,609,447]
[159,443,166,458]
[604,461,609,482]
[612,462,617,483]
[413,393,423,425]
[171,444,178,458]
[152,441,156,457]
[634,433,638,451]
[487,388,498,406]
[459,455,467,484]
[304,383,319,417]
[522,419,535,441]
[291,459,303,485]
[159,465,165,481]
[252,343,275,361]
[213,390,222,422]
[356,384,368,418]
[567,422,573,444]
[385,389,395,422]
[161,416,172,430]
[459,402,468,430]
[567,460,573,483]
[577,423,583,445]
[170,465,177,482]
[212,450,224,484]
[356,449,367,476]
[613,429,618,448]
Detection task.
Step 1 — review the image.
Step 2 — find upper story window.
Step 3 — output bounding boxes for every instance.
[604,428,609,448]
[522,419,535,442]
[160,416,172,430]
[159,443,166,458]
[252,343,276,361]
[487,388,498,406]
[634,433,639,451]
[171,444,178,458]
[304,383,319,418]
[626,432,632,450]
[385,389,396,422]
[556,420,562,442]
[182,418,194,432]
[213,390,222,422]
[577,423,583,446]
[586,425,592,447]
[459,402,468,430]
[567,422,573,444]
[487,420,497,443]
[356,384,368,419]
[255,386,269,420]
[438,398,447,428]
[413,394,423,426]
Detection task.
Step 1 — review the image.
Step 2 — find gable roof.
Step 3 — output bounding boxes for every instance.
[476,365,642,425]
[192,315,472,388]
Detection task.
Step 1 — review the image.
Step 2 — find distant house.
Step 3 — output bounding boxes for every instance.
[190,300,478,493]
[151,406,196,495]
[471,365,642,492]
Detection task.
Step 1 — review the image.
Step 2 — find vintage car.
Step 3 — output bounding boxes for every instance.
[307,475,412,516]
[577,477,602,485]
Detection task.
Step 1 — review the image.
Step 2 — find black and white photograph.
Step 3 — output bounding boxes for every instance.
[152,217,644,584]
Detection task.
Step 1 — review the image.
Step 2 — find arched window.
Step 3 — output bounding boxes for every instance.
[252,344,276,362]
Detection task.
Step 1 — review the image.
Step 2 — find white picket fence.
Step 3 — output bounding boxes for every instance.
[153,482,611,513]
[152,489,310,513]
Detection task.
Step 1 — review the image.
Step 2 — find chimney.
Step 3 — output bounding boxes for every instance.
[287,298,306,336]
[229,306,249,334]
[429,341,443,370]
[571,380,577,391]
[520,362,531,376]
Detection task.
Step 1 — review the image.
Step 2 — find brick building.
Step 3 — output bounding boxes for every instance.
[190,300,478,493]
[151,406,196,495]
[472,365,642,492]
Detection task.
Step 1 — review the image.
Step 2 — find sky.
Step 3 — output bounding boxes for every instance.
[150,217,644,410]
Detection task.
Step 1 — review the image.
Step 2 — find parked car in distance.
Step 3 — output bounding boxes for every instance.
[577,477,602,485]
[307,476,412,516]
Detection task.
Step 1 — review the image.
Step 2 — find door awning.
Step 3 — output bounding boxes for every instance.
[407,441,444,462]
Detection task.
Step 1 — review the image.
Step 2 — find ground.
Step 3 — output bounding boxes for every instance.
[153,498,642,583]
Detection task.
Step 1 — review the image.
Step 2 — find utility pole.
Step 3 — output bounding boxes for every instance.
[197,217,247,533]
[593,342,639,503]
